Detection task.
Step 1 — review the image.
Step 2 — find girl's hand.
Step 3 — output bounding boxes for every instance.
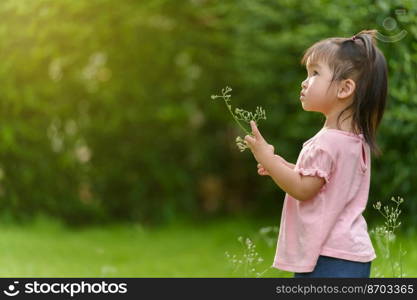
[257,154,281,176]
[245,120,275,163]
[257,162,269,176]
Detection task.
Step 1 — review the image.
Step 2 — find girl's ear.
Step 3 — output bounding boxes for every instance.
[337,79,356,100]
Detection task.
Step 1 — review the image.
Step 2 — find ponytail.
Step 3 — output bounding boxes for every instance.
[345,30,388,156]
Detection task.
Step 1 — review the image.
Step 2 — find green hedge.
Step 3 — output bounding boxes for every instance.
[0,0,415,226]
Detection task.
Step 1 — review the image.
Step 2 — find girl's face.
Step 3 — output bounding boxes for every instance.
[300,58,337,115]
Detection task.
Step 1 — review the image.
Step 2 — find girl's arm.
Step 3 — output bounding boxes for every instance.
[258,155,295,175]
[245,121,324,201]
[276,155,296,169]
[260,154,325,201]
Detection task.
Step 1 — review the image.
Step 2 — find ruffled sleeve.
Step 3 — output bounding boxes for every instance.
[294,144,334,185]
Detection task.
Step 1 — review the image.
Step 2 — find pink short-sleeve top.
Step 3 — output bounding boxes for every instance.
[272,128,376,273]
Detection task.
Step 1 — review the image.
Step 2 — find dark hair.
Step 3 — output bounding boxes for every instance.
[300,29,388,156]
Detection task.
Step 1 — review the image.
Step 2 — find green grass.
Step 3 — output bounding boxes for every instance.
[0,215,415,277]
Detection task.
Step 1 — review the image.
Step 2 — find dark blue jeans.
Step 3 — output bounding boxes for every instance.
[294,255,372,278]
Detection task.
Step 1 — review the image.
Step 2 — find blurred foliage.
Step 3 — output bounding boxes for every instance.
[0,0,415,226]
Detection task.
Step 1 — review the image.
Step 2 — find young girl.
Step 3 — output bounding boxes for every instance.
[244,30,388,278]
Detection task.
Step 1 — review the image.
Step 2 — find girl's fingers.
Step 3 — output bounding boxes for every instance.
[258,169,266,176]
[256,163,269,176]
[258,167,269,176]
